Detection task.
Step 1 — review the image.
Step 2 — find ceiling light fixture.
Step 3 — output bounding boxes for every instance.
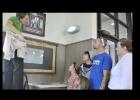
[111,22,114,26]
[67,25,80,34]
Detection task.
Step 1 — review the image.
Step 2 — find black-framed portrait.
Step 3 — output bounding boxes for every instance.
[22,13,46,36]
[24,37,57,73]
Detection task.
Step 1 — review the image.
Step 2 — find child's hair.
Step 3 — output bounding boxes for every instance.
[83,51,92,61]
[73,62,76,68]
[78,75,90,90]
[73,62,82,75]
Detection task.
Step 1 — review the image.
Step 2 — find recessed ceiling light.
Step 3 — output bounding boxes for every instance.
[33,51,35,55]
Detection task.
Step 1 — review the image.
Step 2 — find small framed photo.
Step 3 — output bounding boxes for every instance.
[22,13,46,36]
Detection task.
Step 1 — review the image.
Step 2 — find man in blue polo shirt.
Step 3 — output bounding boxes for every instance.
[90,35,112,90]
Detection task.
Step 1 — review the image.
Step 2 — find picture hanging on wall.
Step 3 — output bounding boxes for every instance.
[20,13,46,36]
[24,37,57,73]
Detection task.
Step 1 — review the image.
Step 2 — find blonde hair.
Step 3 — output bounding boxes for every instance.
[78,75,89,90]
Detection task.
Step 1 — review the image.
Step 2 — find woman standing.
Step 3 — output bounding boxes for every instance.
[108,38,132,89]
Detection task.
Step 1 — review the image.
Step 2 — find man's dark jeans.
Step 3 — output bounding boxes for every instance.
[3,57,24,89]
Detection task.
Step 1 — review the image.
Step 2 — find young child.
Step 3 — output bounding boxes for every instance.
[74,75,90,90]
[80,51,92,79]
[67,62,79,89]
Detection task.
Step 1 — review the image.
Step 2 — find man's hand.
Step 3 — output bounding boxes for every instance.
[100,70,110,90]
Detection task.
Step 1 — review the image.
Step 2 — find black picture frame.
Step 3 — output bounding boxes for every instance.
[24,37,57,74]
[22,13,46,37]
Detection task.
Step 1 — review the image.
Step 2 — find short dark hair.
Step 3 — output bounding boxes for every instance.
[83,51,92,61]
[119,38,132,52]
[16,13,29,20]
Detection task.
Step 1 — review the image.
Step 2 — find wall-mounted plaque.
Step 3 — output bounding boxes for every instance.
[24,37,56,73]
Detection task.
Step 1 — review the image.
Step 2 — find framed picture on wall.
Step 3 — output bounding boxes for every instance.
[24,37,57,73]
[21,13,46,36]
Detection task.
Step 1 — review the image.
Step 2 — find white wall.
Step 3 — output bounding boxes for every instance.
[3,13,97,45]
[63,13,97,44]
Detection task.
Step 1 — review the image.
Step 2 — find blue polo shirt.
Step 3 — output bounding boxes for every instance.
[90,52,112,90]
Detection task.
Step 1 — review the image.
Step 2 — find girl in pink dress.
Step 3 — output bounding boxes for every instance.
[67,63,79,89]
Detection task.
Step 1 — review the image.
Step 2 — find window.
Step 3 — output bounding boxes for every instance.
[98,13,132,63]
[131,13,133,29]
[109,13,114,16]
[118,13,127,24]
[101,13,115,36]
[119,24,127,39]
[105,40,116,67]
